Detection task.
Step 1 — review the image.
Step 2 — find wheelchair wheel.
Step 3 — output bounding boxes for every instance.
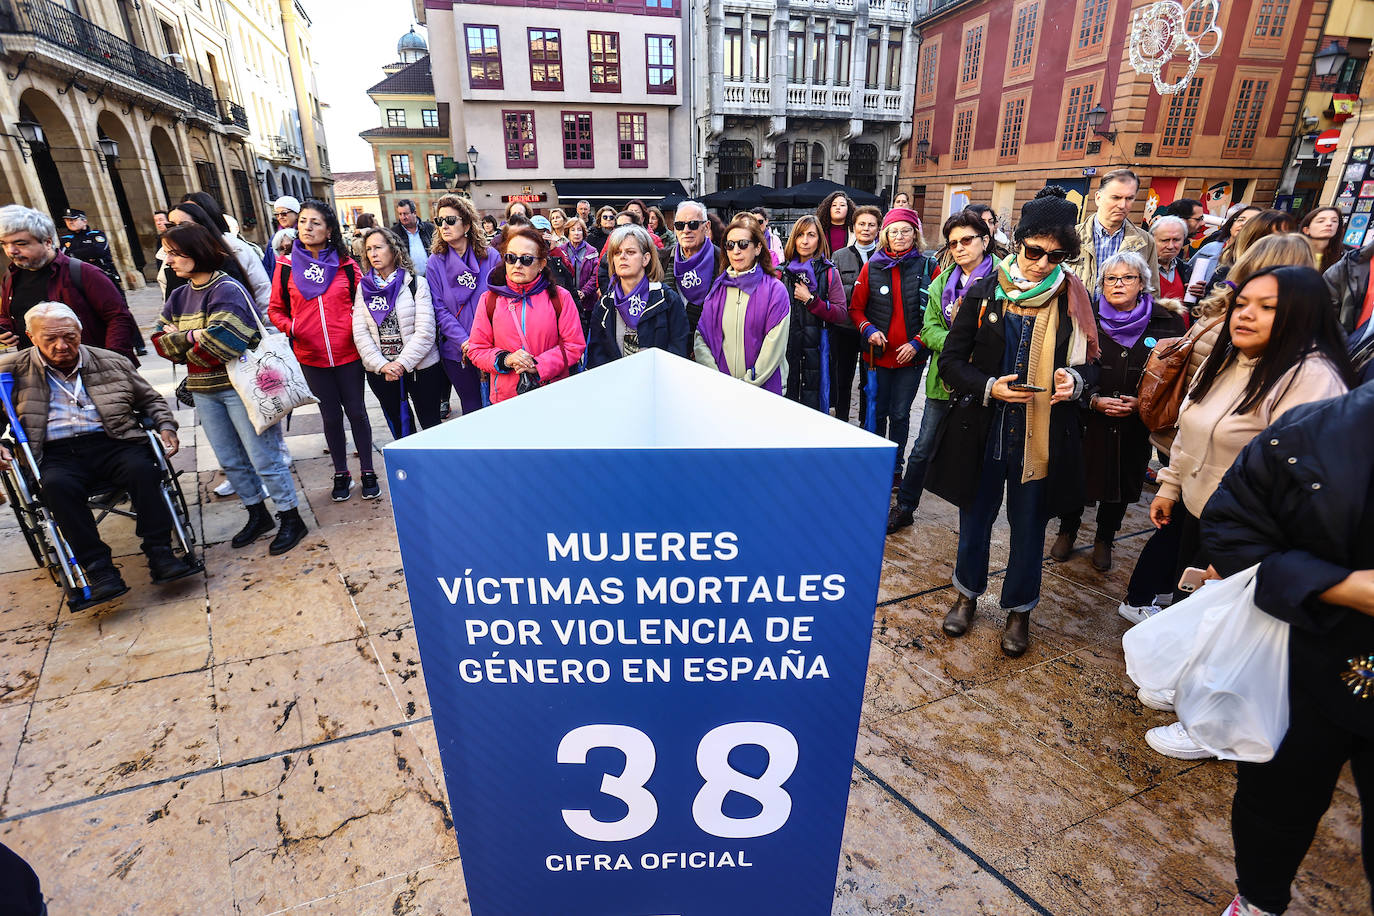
[2,463,90,598]
[2,467,47,570]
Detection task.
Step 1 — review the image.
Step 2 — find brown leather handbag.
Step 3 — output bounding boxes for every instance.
[1137,317,1224,432]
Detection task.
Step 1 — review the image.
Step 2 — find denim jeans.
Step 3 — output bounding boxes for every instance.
[953,450,1047,613]
[896,396,950,509]
[194,387,297,510]
[873,356,926,475]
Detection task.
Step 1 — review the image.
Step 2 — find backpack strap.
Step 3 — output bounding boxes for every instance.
[278,263,291,317]
[66,256,84,296]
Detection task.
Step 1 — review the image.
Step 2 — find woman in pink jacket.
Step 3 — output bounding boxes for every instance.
[466,225,586,403]
[267,199,376,502]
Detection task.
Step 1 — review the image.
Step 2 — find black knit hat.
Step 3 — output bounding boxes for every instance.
[1017,186,1078,237]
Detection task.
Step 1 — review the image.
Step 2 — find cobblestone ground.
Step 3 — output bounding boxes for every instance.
[0,286,1364,914]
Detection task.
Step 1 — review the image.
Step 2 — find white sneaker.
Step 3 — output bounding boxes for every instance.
[1118,600,1162,625]
[1221,894,1277,916]
[1137,687,1176,712]
[213,479,235,497]
[1145,721,1215,760]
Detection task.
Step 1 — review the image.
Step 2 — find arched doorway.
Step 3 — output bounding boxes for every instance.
[18,92,77,222]
[149,127,188,206]
[97,111,152,271]
[266,171,278,201]
[716,140,755,192]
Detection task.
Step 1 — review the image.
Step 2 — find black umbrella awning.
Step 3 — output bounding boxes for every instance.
[700,183,773,210]
[763,179,883,208]
[553,179,688,210]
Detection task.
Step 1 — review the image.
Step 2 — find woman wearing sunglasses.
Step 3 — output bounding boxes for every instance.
[924,187,1101,657]
[693,215,791,393]
[587,224,689,367]
[849,207,935,484]
[466,225,586,403]
[587,206,617,253]
[427,194,501,416]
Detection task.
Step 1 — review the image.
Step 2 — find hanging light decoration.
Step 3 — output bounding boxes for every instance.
[1129,0,1223,96]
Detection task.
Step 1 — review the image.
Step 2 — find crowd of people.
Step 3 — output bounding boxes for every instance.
[2,170,1374,915]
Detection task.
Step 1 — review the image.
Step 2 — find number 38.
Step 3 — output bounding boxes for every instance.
[556,722,799,842]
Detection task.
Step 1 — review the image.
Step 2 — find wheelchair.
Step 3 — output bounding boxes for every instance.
[1,377,197,611]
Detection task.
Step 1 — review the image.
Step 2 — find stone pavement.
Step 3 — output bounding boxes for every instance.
[0,286,1364,915]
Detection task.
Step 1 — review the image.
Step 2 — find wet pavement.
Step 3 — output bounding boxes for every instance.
[0,287,1364,914]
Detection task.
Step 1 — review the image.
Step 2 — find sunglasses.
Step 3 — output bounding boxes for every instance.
[503,253,540,267]
[273,211,294,218]
[1021,243,1070,264]
[948,235,985,248]
[674,220,703,231]
[723,239,755,252]
[436,215,463,227]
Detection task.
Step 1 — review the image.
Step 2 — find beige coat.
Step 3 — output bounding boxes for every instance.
[0,345,176,464]
[1070,217,1160,296]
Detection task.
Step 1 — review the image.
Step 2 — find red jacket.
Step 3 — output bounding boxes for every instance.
[267,254,361,368]
[2,251,138,361]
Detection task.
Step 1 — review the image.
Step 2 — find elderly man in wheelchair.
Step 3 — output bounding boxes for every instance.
[0,302,200,611]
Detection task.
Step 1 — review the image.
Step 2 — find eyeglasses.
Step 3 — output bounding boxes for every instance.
[273,210,293,218]
[1021,244,1070,264]
[503,253,540,267]
[1102,274,1141,286]
[674,220,703,231]
[723,239,755,252]
[436,215,463,227]
[600,215,614,222]
[948,235,985,248]
[887,227,915,238]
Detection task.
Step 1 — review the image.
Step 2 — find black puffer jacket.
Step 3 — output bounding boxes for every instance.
[586,282,690,367]
[780,256,836,411]
[1202,382,1373,736]
[1323,242,1374,334]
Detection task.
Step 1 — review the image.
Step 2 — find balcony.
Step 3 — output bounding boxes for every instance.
[0,0,219,119]
[723,81,905,121]
[267,134,300,164]
[218,99,249,132]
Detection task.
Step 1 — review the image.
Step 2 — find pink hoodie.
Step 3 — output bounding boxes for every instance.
[466,282,587,403]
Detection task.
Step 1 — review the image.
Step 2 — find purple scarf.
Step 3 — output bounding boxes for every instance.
[360,268,404,327]
[291,240,339,299]
[673,238,717,306]
[698,268,791,394]
[438,246,484,309]
[1098,292,1154,349]
[567,239,596,272]
[941,255,995,322]
[612,273,651,330]
[786,257,818,294]
[867,244,922,273]
[489,271,549,304]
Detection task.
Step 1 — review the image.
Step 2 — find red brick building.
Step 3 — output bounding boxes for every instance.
[898,0,1328,232]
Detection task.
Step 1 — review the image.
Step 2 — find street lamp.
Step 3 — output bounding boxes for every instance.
[4,119,45,162]
[1085,104,1116,143]
[92,135,119,173]
[466,145,479,182]
[1313,40,1348,79]
[915,137,938,164]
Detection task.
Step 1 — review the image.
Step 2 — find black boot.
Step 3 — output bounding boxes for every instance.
[146,544,203,583]
[70,562,130,611]
[269,508,308,555]
[943,593,977,637]
[231,502,275,548]
[886,503,915,534]
[1001,610,1031,657]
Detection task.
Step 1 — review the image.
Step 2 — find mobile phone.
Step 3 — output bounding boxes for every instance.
[1008,383,1045,392]
[1177,567,1210,593]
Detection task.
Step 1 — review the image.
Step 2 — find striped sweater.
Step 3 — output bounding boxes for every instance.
[153,272,261,392]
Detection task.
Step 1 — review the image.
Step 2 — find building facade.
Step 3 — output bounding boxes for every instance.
[693,0,919,201]
[360,30,455,226]
[277,0,332,202]
[0,0,258,283]
[899,0,1325,232]
[420,0,691,216]
[333,170,381,229]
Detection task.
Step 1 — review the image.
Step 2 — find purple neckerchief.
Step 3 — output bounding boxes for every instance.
[489,271,549,304]
[697,268,790,394]
[1097,292,1154,349]
[291,241,339,299]
[567,239,596,272]
[941,255,995,322]
[360,268,404,327]
[673,238,717,306]
[786,257,818,293]
[612,273,651,330]
[867,245,922,272]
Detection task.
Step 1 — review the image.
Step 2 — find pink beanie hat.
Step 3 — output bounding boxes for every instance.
[882,207,922,234]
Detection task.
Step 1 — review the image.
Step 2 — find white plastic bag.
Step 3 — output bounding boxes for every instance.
[1122,568,1257,692]
[227,307,318,434]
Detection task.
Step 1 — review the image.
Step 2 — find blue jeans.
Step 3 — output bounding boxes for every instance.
[896,396,950,509]
[873,356,926,475]
[953,450,1047,613]
[194,387,298,510]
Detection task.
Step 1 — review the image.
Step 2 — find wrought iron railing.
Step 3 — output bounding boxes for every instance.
[218,99,249,130]
[0,0,218,116]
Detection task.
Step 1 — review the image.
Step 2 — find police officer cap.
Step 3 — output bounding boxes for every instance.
[62,208,86,220]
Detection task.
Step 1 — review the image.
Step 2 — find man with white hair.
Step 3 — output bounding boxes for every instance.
[0,204,139,361]
[0,303,197,608]
[1150,214,1193,301]
[658,200,717,331]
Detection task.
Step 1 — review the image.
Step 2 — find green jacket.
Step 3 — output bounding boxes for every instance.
[921,266,955,401]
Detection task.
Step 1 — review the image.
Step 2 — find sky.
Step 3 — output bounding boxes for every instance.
[311,0,422,174]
